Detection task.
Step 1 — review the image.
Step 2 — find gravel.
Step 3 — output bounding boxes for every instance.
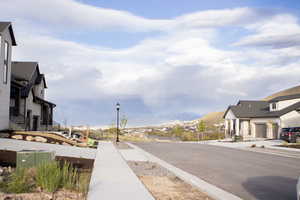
[127,161,175,177]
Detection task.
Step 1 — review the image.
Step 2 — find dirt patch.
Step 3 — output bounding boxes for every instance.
[0,190,85,200]
[140,176,212,200]
[128,161,174,177]
[128,161,213,200]
[114,142,133,149]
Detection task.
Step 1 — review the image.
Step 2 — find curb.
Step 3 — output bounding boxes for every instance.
[128,142,243,200]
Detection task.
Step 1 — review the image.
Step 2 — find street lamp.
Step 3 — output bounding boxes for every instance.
[116,102,120,142]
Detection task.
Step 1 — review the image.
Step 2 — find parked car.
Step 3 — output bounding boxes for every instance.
[280,127,300,143]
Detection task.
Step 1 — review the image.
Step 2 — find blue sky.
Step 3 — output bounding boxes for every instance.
[1,0,300,127]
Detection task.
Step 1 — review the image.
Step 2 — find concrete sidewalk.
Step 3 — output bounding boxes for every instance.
[87,142,154,200]
[209,139,300,152]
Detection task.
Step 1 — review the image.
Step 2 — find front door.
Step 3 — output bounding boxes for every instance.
[26,110,32,130]
[33,116,39,131]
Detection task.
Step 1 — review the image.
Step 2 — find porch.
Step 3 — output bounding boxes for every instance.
[224,118,279,140]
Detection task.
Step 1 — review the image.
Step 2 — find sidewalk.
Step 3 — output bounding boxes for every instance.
[87,142,154,200]
[209,139,300,152]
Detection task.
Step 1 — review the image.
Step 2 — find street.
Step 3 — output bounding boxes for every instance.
[134,142,300,200]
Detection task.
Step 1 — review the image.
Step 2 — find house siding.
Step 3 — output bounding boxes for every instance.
[280,111,300,128]
[250,118,280,139]
[34,81,45,99]
[0,28,12,130]
[26,91,41,129]
[270,98,300,111]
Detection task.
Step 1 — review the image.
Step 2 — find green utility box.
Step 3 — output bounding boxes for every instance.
[16,150,55,169]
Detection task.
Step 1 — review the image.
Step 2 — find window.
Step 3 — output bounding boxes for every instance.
[272,103,276,110]
[3,41,9,84]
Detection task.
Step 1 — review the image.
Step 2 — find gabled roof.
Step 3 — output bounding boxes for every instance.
[11,61,48,97]
[268,93,300,102]
[0,22,17,46]
[11,61,39,81]
[224,99,300,119]
[34,96,56,107]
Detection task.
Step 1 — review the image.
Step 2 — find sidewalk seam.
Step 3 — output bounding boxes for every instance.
[127,142,243,200]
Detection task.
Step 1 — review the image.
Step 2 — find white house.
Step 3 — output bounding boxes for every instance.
[223,94,300,140]
[0,22,16,130]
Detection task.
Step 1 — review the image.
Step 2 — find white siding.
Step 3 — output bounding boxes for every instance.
[34,81,45,99]
[224,109,237,120]
[280,111,300,128]
[271,98,300,111]
[0,28,12,130]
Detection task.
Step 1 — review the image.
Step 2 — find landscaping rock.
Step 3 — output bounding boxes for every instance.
[25,136,34,141]
[11,135,23,140]
[34,136,47,143]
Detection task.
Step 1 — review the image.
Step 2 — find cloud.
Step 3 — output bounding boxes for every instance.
[2,1,300,125]
[1,0,277,34]
[235,14,300,48]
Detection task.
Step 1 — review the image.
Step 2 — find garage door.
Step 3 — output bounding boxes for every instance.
[255,124,267,138]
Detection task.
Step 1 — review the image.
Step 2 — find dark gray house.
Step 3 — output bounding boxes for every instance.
[10,61,56,131]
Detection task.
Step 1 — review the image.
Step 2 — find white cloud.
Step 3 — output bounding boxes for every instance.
[235,14,300,48]
[2,0,300,125]
[0,0,277,34]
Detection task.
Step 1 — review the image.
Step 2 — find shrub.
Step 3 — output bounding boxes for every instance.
[233,135,243,142]
[36,161,61,193]
[6,168,33,193]
[181,132,198,141]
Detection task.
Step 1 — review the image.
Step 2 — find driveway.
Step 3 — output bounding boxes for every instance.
[134,142,300,200]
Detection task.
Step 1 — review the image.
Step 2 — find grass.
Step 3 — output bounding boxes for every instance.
[78,172,91,196]
[36,161,62,193]
[5,168,33,193]
[61,161,78,190]
[0,161,91,198]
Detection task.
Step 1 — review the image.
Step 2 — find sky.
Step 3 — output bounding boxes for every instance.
[1,0,300,127]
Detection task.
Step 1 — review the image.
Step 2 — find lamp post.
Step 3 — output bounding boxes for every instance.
[116,103,120,143]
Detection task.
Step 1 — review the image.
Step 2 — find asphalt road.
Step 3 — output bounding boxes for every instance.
[134,142,300,200]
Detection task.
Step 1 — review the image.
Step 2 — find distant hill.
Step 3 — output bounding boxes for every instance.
[198,111,225,130]
[264,85,300,101]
